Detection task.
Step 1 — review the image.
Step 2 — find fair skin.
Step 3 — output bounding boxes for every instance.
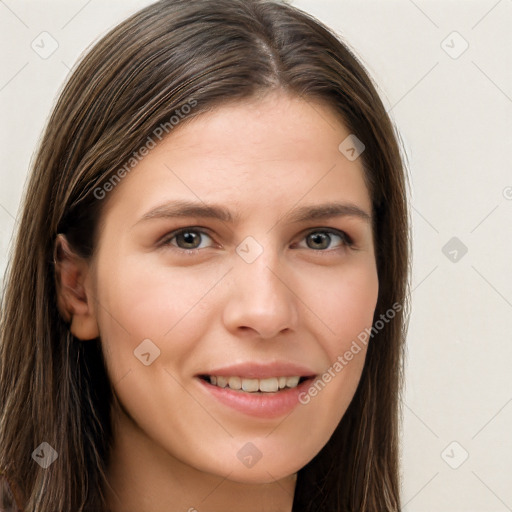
[55,90,379,512]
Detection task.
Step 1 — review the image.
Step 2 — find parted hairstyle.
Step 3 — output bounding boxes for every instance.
[0,0,411,510]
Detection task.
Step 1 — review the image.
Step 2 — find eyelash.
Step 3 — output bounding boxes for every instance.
[159,226,355,255]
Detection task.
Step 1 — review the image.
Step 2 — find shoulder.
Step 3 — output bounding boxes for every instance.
[0,471,23,512]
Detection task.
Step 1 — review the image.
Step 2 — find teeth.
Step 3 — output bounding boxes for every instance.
[216,376,228,388]
[286,376,300,388]
[207,375,303,392]
[241,378,259,392]
[228,376,242,390]
[259,377,279,392]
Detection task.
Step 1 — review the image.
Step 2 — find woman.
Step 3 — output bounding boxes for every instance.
[0,0,410,510]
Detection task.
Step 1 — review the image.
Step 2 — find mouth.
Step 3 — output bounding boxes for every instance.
[195,361,317,418]
[196,370,317,419]
[198,374,310,393]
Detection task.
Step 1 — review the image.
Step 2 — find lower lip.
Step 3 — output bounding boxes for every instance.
[196,377,315,419]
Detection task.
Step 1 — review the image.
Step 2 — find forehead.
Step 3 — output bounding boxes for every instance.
[159,92,358,171]
[99,91,372,226]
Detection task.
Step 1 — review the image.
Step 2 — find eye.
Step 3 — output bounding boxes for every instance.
[161,228,214,251]
[296,228,353,251]
[160,227,353,254]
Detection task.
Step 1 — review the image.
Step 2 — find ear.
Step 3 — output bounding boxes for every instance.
[53,234,100,340]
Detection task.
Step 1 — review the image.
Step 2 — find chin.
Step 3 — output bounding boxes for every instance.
[199,447,310,485]
[219,465,299,485]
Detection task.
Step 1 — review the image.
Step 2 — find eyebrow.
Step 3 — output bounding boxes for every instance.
[133,199,372,227]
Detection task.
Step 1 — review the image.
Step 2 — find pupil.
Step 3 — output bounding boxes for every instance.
[179,232,199,248]
[309,233,329,250]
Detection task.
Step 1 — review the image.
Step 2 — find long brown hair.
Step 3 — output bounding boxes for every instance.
[0,0,410,510]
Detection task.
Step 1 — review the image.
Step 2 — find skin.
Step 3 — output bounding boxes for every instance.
[55,90,379,512]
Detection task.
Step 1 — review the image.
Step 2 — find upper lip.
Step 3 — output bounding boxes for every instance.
[197,362,317,379]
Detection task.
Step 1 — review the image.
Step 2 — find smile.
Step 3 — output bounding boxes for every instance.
[199,375,307,393]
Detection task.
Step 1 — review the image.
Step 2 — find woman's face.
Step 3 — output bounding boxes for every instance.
[86,91,378,483]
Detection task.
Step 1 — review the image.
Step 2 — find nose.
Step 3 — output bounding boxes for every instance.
[222,248,299,339]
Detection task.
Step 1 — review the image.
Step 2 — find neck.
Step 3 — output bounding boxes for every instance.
[105,399,297,512]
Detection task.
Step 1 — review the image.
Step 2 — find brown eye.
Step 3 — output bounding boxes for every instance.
[163,228,214,251]
[301,229,353,251]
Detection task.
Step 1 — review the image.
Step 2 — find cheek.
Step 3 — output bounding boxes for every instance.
[303,258,379,357]
[294,258,377,405]
[93,254,224,376]
[287,258,377,419]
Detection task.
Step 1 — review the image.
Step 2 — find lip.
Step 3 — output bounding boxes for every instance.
[197,376,315,419]
[195,362,317,419]
[199,362,316,379]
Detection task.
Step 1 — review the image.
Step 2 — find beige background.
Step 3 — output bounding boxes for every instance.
[1,1,511,510]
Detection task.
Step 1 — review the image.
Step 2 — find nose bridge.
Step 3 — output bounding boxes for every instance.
[222,236,299,337]
[240,247,282,299]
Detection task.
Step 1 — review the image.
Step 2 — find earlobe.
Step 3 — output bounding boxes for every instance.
[53,234,100,340]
